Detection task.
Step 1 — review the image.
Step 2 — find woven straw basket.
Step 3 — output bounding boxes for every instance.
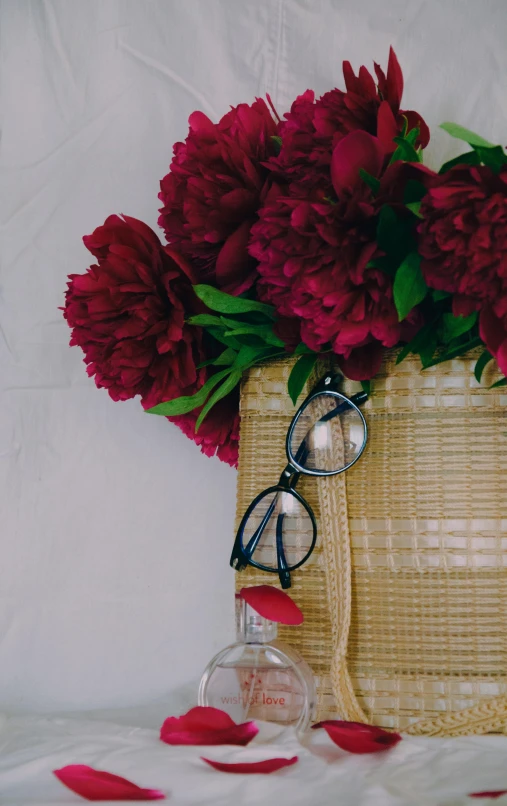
[235,350,507,736]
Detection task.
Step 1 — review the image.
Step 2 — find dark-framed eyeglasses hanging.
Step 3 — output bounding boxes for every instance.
[230,372,368,589]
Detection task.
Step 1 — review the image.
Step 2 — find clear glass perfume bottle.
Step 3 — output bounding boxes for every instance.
[198,595,316,732]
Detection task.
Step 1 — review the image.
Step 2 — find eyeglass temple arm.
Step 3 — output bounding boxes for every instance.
[276,513,291,589]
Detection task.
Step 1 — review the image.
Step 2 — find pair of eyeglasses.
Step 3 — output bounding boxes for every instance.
[230,372,368,589]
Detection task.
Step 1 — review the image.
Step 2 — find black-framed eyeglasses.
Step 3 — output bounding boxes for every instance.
[230,372,368,589]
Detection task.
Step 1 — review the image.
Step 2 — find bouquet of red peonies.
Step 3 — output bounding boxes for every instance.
[63,48,507,467]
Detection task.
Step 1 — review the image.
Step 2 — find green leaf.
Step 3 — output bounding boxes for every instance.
[474,349,493,383]
[396,321,437,365]
[474,145,507,173]
[232,344,280,368]
[195,371,242,431]
[376,206,415,267]
[432,289,451,302]
[187,314,224,328]
[359,168,380,195]
[226,324,285,347]
[405,126,420,147]
[393,252,428,321]
[208,327,242,350]
[366,255,397,277]
[287,354,318,405]
[440,311,477,344]
[210,347,237,366]
[145,368,232,416]
[271,135,282,155]
[403,179,428,204]
[440,122,494,148]
[361,380,371,396]
[389,136,421,165]
[294,342,316,356]
[193,285,276,319]
[491,376,507,388]
[197,347,237,369]
[406,201,423,218]
[422,336,483,369]
[419,334,439,368]
[439,150,480,174]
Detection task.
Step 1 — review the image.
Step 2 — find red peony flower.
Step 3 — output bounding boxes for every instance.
[158,99,279,295]
[170,390,240,468]
[64,215,240,465]
[479,305,507,377]
[418,163,507,375]
[418,165,507,309]
[64,215,204,409]
[269,48,429,194]
[251,131,424,380]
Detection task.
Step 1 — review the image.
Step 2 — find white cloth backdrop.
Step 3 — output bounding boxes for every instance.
[1,0,507,716]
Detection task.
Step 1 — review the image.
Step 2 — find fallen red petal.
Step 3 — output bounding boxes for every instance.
[240,585,304,625]
[53,765,165,801]
[201,756,298,774]
[312,720,402,754]
[470,792,507,800]
[160,706,258,746]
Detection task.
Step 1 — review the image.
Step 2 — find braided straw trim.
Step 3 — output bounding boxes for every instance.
[405,696,507,737]
[319,469,368,723]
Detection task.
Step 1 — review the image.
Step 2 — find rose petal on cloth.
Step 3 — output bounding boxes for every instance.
[470,792,507,800]
[160,706,258,746]
[331,131,384,194]
[240,586,304,625]
[312,721,402,753]
[53,765,166,801]
[201,756,299,774]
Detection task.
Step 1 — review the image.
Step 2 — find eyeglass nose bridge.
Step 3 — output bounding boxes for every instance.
[277,463,300,488]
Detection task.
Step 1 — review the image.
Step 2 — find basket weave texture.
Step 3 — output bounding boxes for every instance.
[234,350,507,735]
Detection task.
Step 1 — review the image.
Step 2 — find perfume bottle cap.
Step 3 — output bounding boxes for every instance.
[235,595,278,644]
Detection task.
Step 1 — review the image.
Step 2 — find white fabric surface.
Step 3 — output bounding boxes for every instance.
[1,710,507,805]
[2,0,507,757]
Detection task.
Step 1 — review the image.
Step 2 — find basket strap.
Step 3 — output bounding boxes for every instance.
[319,470,368,723]
[405,697,507,737]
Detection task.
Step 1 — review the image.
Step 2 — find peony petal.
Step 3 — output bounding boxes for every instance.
[201,756,298,774]
[53,765,165,801]
[240,585,304,625]
[470,792,507,799]
[377,101,399,153]
[480,306,507,357]
[386,46,403,112]
[160,706,258,746]
[188,110,215,134]
[402,110,431,148]
[312,720,402,753]
[215,219,257,293]
[337,343,384,381]
[331,131,385,195]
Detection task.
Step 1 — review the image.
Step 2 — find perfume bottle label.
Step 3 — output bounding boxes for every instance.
[219,692,287,706]
[205,665,305,725]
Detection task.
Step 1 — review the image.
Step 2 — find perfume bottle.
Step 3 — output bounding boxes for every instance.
[198,595,316,732]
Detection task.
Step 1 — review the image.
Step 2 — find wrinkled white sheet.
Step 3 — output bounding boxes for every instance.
[1,710,507,805]
[3,4,507,798]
